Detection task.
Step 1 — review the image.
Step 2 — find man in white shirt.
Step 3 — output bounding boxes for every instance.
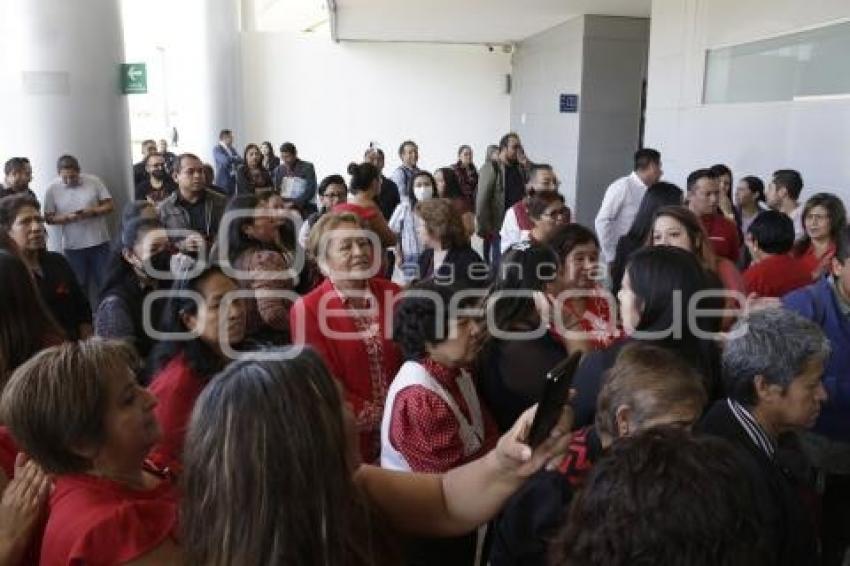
[594,148,663,265]
[390,140,420,201]
[44,154,114,304]
[765,169,805,240]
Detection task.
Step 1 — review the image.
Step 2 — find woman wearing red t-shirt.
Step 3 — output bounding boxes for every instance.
[546,224,620,351]
[146,265,246,473]
[291,211,403,463]
[792,193,847,281]
[333,162,397,249]
[0,340,180,565]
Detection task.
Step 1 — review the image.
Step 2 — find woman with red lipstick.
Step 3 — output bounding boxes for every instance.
[290,212,402,464]
[0,340,180,565]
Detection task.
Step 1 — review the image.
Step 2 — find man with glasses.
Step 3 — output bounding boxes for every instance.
[298,174,348,248]
[499,163,559,253]
[135,152,177,204]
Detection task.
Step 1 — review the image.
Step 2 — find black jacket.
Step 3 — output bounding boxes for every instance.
[34,251,92,340]
[489,427,603,566]
[698,400,818,566]
[417,245,488,287]
[376,177,400,221]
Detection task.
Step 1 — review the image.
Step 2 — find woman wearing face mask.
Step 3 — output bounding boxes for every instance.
[546,224,619,352]
[570,246,723,428]
[236,144,273,196]
[146,265,246,473]
[95,218,172,364]
[489,343,707,566]
[389,171,437,282]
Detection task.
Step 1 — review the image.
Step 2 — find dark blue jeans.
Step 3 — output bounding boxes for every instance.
[64,241,111,306]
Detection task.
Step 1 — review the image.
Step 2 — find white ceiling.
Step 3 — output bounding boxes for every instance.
[332,0,652,44]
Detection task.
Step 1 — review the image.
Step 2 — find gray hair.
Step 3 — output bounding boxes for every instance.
[723,308,830,406]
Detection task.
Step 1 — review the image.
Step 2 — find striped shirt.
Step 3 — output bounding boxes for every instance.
[727,398,776,459]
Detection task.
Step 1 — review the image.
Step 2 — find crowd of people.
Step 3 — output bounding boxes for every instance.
[0,127,847,566]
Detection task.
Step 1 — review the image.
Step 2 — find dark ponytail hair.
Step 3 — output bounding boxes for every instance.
[347,162,379,195]
[739,176,765,203]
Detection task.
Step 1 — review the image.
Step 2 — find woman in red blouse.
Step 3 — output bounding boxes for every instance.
[546,224,619,351]
[382,281,498,565]
[290,211,403,463]
[333,162,397,248]
[792,193,847,281]
[0,340,180,565]
[146,265,246,473]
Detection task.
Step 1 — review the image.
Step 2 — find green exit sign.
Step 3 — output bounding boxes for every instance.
[121,63,147,94]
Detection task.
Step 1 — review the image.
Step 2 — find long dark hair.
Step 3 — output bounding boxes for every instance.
[181,348,399,565]
[626,182,683,243]
[148,265,232,380]
[347,162,380,195]
[436,167,463,199]
[485,242,561,332]
[625,246,722,397]
[100,218,165,301]
[0,251,64,383]
[793,192,847,257]
[407,171,438,207]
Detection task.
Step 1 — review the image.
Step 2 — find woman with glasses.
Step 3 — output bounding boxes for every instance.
[298,174,348,248]
[529,193,570,246]
[500,164,566,253]
[792,193,847,281]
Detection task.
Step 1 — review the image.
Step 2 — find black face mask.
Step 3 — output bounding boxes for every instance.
[147,250,173,275]
[151,170,167,180]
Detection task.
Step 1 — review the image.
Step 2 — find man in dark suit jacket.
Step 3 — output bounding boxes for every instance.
[212,129,242,196]
[133,139,157,189]
[699,308,829,566]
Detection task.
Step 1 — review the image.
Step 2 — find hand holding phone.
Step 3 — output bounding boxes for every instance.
[527,352,583,448]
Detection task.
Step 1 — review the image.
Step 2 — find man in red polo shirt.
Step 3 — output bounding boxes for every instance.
[687,168,740,263]
[743,210,811,297]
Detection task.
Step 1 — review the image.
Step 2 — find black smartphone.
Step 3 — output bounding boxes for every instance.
[527,351,582,448]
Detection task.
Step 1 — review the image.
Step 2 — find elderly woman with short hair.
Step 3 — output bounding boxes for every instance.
[290,211,403,464]
[699,308,830,566]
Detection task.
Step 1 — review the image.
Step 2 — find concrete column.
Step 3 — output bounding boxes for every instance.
[0,0,132,215]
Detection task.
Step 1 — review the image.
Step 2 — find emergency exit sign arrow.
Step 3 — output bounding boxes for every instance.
[121,63,147,94]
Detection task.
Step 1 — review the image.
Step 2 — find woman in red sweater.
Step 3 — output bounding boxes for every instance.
[792,192,847,281]
[0,340,180,565]
[290,211,402,463]
[146,265,246,473]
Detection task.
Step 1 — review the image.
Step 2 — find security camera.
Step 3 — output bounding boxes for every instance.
[487,45,494,52]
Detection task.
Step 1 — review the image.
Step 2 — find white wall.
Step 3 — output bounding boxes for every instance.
[646,0,850,201]
[240,34,511,180]
[511,17,585,210]
[511,16,649,225]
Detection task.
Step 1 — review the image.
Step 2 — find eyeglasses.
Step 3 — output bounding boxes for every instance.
[805,213,829,222]
[325,192,346,199]
[543,208,570,219]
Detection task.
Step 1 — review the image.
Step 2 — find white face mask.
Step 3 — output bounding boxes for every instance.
[414,185,433,202]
